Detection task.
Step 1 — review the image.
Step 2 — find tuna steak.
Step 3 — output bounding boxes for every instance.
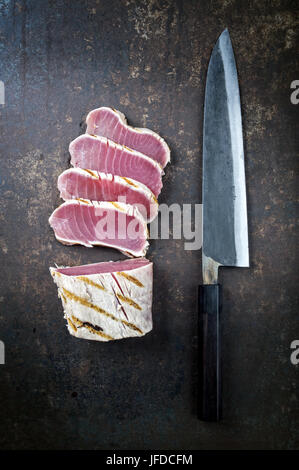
[49,200,148,257]
[50,258,153,341]
[86,107,170,168]
[69,134,163,198]
[57,168,158,222]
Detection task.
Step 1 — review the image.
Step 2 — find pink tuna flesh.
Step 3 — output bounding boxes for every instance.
[55,258,150,276]
[69,134,163,198]
[49,201,148,257]
[57,169,158,222]
[86,107,170,168]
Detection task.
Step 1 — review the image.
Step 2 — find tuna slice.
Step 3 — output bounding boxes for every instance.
[50,258,153,341]
[86,107,170,168]
[69,134,163,198]
[57,168,158,223]
[49,200,148,257]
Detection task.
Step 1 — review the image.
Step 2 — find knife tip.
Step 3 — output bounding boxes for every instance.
[221,27,229,36]
[217,28,232,49]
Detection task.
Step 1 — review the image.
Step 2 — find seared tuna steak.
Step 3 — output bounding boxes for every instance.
[69,134,163,198]
[57,168,158,222]
[50,258,153,342]
[86,107,170,168]
[49,200,148,257]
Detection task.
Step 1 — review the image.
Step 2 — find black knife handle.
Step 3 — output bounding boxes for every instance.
[198,284,222,421]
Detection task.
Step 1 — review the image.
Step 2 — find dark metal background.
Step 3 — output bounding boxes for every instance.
[0,0,298,450]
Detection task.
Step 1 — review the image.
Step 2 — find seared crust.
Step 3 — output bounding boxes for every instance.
[50,260,153,342]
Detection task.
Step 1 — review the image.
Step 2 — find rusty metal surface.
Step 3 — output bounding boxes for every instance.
[0,0,298,449]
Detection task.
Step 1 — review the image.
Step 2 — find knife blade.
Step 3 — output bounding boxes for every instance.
[198,29,249,421]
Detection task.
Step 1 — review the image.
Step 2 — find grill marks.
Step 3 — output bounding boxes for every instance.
[121,177,138,188]
[76,276,106,291]
[61,287,143,335]
[67,317,77,333]
[53,268,145,303]
[62,288,109,316]
[110,270,142,313]
[69,134,163,198]
[117,271,144,288]
[79,272,142,311]
[116,294,142,311]
[83,169,98,178]
[70,315,115,341]
[110,201,124,211]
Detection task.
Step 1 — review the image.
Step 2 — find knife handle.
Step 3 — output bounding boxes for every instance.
[198,284,222,421]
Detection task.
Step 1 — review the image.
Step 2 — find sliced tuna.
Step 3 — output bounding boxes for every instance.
[86,107,170,168]
[69,134,163,198]
[57,168,158,222]
[50,258,153,341]
[49,200,148,257]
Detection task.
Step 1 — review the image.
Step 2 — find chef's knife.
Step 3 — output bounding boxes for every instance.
[199,29,249,421]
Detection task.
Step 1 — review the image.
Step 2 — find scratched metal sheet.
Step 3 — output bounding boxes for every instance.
[0,0,298,449]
